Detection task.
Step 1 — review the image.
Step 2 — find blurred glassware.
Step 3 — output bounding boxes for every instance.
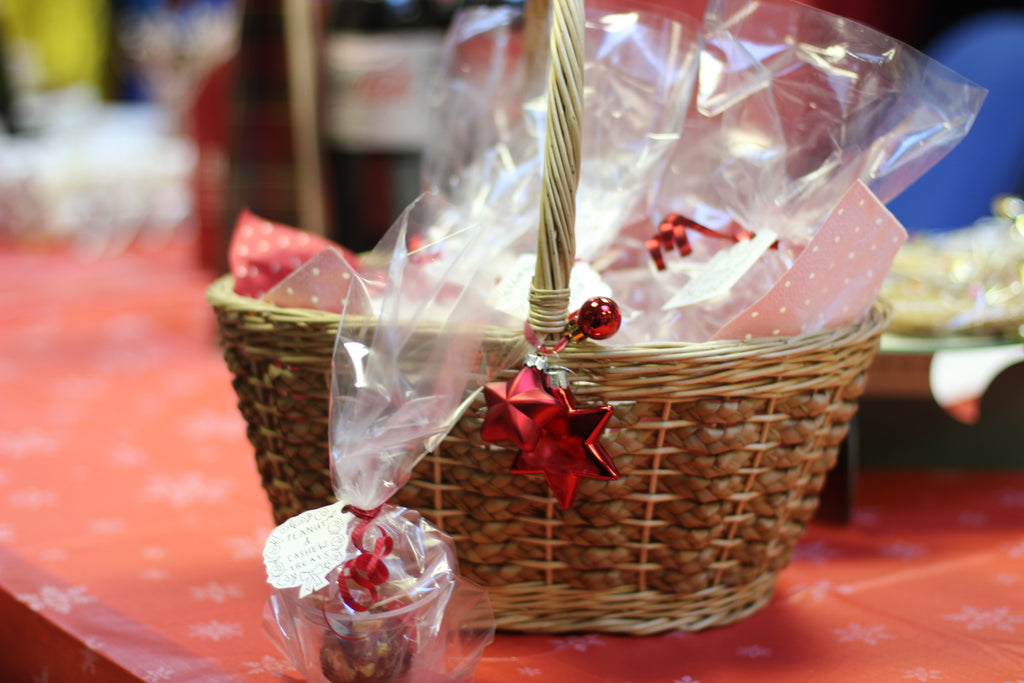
[0,91,197,256]
[117,0,240,132]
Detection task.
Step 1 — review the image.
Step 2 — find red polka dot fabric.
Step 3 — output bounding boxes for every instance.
[228,209,359,298]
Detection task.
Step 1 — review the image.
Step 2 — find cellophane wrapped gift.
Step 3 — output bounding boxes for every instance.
[423,0,985,342]
[261,197,517,682]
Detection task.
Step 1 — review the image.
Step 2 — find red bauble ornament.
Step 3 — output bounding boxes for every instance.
[481,364,618,509]
[573,297,621,340]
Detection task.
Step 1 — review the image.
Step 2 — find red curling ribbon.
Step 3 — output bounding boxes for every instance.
[336,504,393,612]
[645,236,666,270]
[648,213,768,271]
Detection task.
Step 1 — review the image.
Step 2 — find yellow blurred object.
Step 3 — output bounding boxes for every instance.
[1,0,109,91]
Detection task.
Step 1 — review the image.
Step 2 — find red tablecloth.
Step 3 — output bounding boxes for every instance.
[2,241,1024,682]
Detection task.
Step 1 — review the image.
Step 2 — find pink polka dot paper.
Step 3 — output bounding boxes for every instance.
[263,248,372,315]
[713,181,907,341]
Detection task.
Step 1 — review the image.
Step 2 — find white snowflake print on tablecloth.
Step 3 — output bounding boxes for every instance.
[0,358,18,382]
[141,568,170,581]
[106,443,149,468]
[994,574,1020,586]
[0,428,59,458]
[243,655,293,675]
[89,518,127,535]
[999,490,1024,507]
[902,667,942,681]
[94,342,173,376]
[517,667,542,677]
[55,375,109,400]
[790,540,843,564]
[674,677,700,683]
[547,634,606,651]
[140,473,233,508]
[852,507,881,527]
[737,644,771,659]
[178,409,245,441]
[142,666,174,682]
[9,487,58,509]
[103,313,156,342]
[190,582,242,602]
[833,623,895,645]
[223,529,273,560]
[81,646,99,674]
[665,630,694,639]
[944,606,1024,633]
[786,580,854,602]
[955,511,988,527]
[878,540,928,561]
[18,585,95,614]
[81,637,103,675]
[188,619,242,641]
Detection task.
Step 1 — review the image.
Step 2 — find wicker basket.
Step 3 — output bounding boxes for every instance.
[208,0,890,635]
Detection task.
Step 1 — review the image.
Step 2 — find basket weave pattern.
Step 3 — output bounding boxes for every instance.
[209,282,338,522]
[208,276,887,633]
[406,316,884,633]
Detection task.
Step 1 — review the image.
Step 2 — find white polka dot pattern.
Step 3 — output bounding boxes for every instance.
[713,181,906,340]
[263,248,372,316]
[227,209,358,298]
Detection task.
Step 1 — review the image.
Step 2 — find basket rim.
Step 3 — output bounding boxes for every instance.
[207,273,891,362]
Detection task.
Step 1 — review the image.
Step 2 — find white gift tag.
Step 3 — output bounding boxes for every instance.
[263,502,353,598]
[490,254,613,321]
[661,228,778,310]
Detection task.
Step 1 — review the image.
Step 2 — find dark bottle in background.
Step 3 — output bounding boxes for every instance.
[324,0,454,252]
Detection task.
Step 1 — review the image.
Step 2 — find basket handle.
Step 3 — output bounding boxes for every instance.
[528,0,584,345]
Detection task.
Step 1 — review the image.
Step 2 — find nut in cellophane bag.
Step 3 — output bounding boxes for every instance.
[259,207,517,681]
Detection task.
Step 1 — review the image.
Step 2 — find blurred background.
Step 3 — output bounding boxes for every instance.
[2,0,1023,478]
[1,0,1019,266]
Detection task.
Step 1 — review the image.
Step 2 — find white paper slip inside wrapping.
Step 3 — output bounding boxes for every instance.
[490,253,613,320]
[661,228,778,310]
[263,502,353,597]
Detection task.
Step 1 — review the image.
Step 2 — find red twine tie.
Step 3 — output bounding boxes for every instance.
[523,320,571,355]
[336,504,393,612]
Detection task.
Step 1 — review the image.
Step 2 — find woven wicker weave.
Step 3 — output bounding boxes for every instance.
[208,275,887,633]
[208,0,890,635]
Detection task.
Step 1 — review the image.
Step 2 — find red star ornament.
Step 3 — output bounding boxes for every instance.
[510,386,617,509]
[481,366,564,450]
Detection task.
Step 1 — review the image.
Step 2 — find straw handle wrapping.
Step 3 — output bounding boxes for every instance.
[528,0,584,345]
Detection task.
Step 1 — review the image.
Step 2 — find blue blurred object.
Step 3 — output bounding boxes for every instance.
[887,10,1024,232]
